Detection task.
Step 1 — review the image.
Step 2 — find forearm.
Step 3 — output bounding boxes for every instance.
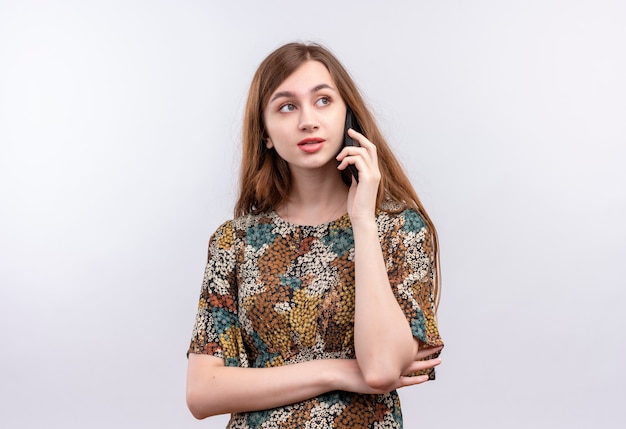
[352,220,417,389]
[186,355,339,419]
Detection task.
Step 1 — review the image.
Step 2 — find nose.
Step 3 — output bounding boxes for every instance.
[298,107,319,132]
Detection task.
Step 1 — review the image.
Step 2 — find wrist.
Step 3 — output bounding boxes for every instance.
[350,216,377,234]
[317,359,347,391]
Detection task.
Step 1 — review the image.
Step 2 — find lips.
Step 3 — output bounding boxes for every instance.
[298,137,325,146]
[298,137,325,153]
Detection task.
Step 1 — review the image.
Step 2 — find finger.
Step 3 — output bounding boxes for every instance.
[415,345,443,360]
[347,128,377,153]
[397,374,430,388]
[337,149,380,181]
[347,127,369,145]
[347,127,364,138]
[336,145,367,162]
[402,357,441,375]
[336,154,363,173]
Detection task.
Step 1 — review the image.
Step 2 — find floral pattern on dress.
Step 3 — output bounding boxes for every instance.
[188,202,443,428]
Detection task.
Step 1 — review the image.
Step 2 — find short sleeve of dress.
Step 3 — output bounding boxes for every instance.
[187,221,248,367]
[381,208,444,378]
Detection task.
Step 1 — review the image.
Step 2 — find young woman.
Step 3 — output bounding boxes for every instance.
[186,42,444,428]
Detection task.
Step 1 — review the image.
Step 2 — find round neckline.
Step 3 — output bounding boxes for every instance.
[269,210,350,229]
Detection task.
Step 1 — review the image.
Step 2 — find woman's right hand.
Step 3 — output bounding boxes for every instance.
[334,346,443,394]
[186,346,443,418]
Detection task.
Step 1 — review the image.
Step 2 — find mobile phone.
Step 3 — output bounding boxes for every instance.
[343,108,362,183]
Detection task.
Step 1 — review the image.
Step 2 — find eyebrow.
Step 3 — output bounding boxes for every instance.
[269,83,335,103]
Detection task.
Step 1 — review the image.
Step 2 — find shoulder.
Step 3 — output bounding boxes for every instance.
[377,201,427,235]
[210,212,276,245]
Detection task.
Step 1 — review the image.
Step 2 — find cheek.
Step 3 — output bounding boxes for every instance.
[329,105,347,140]
[263,114,289,141]
[265,125,286,147]
[329,115,346,143]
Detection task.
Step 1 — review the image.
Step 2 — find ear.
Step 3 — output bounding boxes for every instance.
[265,137,273,149]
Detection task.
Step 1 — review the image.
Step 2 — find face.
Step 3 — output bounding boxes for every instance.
[263,60,347,178]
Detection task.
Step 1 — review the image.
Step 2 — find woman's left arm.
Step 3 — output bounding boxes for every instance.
[352,218,419,390]
[338,130,423,391]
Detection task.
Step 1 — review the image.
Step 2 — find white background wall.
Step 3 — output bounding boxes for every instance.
[1,1,624,428]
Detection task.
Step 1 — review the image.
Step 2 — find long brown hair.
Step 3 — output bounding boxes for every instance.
[235,42,440,306]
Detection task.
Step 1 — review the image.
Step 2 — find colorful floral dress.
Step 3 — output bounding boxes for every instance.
[188,202,443,428]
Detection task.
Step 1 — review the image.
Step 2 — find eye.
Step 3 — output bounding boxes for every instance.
[316,97,331,107]
[279,103,296,113]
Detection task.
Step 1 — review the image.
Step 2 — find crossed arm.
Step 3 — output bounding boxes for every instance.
[186,344,441,419]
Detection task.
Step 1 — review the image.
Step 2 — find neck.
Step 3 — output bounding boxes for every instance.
[279,171,348,225]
